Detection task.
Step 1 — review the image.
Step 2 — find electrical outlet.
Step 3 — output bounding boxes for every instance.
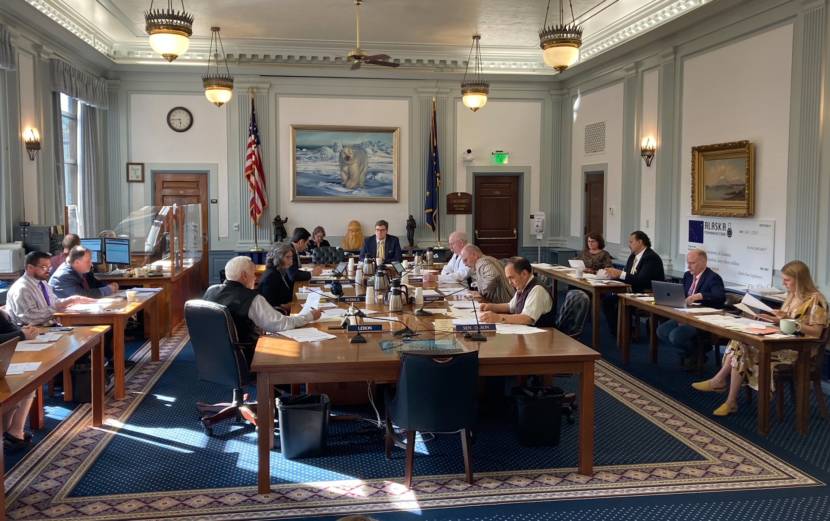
[233,223,239,231]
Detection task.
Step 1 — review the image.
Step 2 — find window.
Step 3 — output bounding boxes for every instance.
[60,93,81,234]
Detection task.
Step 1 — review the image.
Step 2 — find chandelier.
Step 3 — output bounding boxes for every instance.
[144,0,193,62]
[203,27,234,107]
[539,0,582,72]
[461,34,489,112]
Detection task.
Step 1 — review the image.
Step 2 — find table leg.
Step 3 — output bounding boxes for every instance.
[149,298,161,362]
[257,373,274,494]
[92,336,105,427]
[619,299,631,364]
[113,318,126,400]
[62,367,73,402]
[578,361,595,476]
[1,416,5,520]
[591,290,600,349]
[552,279,559,310]
[795,347,810,435]
[649,315,658,364]
[29,385,45,430]
[757,345,771,435]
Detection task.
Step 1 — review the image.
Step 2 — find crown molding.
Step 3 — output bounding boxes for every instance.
[24,0,113,56]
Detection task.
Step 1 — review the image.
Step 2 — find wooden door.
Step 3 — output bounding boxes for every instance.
[584,172,604,237]
[474,175,519,258]
[153,173,209,289]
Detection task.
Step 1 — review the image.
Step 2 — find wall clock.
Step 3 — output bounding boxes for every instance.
[166,106,193,132]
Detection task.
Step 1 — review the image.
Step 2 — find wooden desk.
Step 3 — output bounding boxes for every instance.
[618,294,820,435]
[0,325,108,519]
[54,291,162,400]
[533,266,630,349]
[98,262,201,336]
[252,296,599,494]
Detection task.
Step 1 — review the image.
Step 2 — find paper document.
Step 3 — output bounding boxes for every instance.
[673,307,723,314]
[277,328,337,342]
[496,324,545,335]
[422,290,441,297]
[449,301,478,309]
[6,362,42,375]
[32,333,63,342]
[311,308,349,322]
[132,287,163,293]
[531,263,554,269]
[16,341,55,352]
[568,259,586,269]
[741,293,774,313]
[451,319,479,326]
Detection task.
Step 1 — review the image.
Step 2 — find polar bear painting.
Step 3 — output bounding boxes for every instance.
[292,126,398,201]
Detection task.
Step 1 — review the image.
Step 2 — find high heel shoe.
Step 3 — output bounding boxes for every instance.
[713,402,738,416]
[691,380,726,393]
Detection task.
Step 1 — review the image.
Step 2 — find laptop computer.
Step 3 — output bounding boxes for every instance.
[332,261,348,277]
[0,337,20,377]
[652,281,688,308]
[391,262,405,276]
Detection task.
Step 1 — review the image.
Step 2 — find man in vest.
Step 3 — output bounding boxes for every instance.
[203,256,322,366]
[479,256,590,335]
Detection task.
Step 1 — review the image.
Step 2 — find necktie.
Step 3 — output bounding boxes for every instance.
[81,275,90,291]
[689,274,701,296]
[376,239,385,263]
[39,281,51,306]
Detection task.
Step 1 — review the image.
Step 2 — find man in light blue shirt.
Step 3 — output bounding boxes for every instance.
[439,231,471,284]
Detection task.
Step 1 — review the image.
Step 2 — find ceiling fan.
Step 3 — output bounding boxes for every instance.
[346,0,399,70]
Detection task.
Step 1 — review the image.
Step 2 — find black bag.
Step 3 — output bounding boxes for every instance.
[276,394,330,459]
[511,386,564,447]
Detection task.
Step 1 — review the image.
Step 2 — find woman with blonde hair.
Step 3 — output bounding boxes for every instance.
[692,260,828,416]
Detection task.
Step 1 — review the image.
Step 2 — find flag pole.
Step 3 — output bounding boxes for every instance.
[250,88,262,252]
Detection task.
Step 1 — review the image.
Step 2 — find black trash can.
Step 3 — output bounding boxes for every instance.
[70,358,109,403]
[511,386,563,447]
[276,394,330,459]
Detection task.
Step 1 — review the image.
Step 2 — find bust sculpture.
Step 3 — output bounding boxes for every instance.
[272,215,288,243]
[405,215,416,248]
[342,220,364,250]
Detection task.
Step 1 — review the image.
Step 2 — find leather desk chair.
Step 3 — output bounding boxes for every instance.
[184,300,257,435]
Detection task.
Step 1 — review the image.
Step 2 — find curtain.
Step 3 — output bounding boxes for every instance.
[0,24,15,71]
[78,104,104,236]
[0,69,23,243]
[51,91,66,226]
[50,59,108,109]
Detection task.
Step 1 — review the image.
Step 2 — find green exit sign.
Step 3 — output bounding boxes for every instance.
[491,151,509,164]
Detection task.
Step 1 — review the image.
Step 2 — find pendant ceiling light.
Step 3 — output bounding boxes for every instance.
[539,0,582,72]
[203,27,234,107]
[461,34,489,112]
[144,0,193,62]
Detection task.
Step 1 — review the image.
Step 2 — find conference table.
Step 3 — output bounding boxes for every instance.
[532,264,630,349]
[0,325,109,519]
[251,278,600,494]
[617,293,822,435]
[54,290,162,400]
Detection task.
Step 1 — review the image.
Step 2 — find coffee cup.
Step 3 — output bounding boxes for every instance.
[365,286,376,306]
[402,260,410,269]
[414,287,424,307]
[780,318,799,335]
[126,290,138,302]
[574,267,584,279]
[347,257,355,273]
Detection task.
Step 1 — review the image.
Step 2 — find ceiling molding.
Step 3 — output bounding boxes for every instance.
[24,0,113,56]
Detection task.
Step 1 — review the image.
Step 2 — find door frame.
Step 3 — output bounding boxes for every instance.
[465,165,531,249]
[581,163,608,240]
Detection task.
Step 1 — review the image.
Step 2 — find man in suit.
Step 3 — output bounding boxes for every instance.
[359,219,402,264]
[50,246,119,299]
[657,249,726,366]
[50,234,79,274]
[287,228,323,283]
[602,230,665,334]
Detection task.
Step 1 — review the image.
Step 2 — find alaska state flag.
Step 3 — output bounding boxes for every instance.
[425,99,440,231]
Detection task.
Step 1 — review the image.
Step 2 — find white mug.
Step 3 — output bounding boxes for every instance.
[402,259,410,269]
[415,287,424,307]
[126,290,138,302]
[347,257,355,271]
[780,318,799,335]
[365,286,376,306]
[574,267,584,279]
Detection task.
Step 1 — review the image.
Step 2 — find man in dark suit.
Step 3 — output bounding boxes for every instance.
[602,230,665,334]
[359,219,403,264]
[286,228,322,283]
[657,249,725,366]
[49,246,119,299]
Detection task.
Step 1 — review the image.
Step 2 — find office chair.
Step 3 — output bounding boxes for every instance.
[385,350,479,488]
[184,300,257,435]
[312,246,344,265]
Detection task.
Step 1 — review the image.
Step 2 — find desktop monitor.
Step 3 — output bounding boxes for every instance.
[80,238,103,264]
[104,238,131,266]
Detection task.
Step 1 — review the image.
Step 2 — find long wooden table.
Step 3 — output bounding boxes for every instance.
[532,265,630,349]
[251,287,600,494]
[0,325,109,519]
[617,294,821,435]
[54,291,162,400]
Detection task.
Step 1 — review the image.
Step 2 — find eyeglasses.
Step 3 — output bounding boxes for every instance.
[35,264,51,271]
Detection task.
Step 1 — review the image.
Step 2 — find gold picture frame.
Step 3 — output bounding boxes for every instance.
[290,125,400,202]
[691,140,755,217]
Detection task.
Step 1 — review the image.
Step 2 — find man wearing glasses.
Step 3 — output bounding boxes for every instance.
[359,220,402,264]
[6,251,93,326]
[439,231,471,284]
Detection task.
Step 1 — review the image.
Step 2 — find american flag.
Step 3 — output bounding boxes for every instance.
[244,98,267,223]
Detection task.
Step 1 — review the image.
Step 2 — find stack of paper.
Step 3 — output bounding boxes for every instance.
[277,328,337,342]
[496,324,545,335]
[449,301,478,309]
[673,307,722,314]
[311,308,349,322]
[735,293,774,317]
[34,332,64,342]
[16,341,55,352]
[531,263,554,269]
[7,362,42,375]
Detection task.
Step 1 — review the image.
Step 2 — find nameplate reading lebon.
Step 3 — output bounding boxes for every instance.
[454,323,497,333]
[347,324,383,333]
[340,296,364,303]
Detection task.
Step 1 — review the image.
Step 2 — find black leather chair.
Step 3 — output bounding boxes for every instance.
[184,300,257,435]
[312,246,344,265]
[385,350,479,487]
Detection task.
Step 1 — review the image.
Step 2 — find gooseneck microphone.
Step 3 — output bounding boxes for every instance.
[464,296,488,342]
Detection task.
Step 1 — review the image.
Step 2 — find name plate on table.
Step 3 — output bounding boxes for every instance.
[424,295,444,302]
[340,295,364,303]
[347,324,383,333]
[453,323,496,333]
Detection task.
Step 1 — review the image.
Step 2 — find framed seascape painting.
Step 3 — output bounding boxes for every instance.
[691,140,755,217]
[291,125,400,202]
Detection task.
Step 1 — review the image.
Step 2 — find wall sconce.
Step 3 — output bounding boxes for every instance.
[640,137,656,167]
[23,128,41,161]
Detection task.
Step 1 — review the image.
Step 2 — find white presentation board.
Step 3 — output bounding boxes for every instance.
[686,217,775,288]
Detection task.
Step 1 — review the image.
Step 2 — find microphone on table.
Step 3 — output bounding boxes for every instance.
[464,296,488,342]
